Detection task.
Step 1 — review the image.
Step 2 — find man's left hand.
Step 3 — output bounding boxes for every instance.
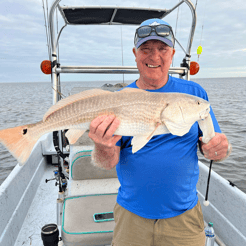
[199,133,231,161]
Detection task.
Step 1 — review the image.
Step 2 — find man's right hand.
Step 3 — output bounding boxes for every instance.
[88,115,122,148]
[88,115,121,170]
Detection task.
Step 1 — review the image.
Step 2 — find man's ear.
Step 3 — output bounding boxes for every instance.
[172,48,176,58]
[132,47,137,58]
[132,47,137,62]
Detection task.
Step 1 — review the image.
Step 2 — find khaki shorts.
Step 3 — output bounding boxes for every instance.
[112,201,205,246]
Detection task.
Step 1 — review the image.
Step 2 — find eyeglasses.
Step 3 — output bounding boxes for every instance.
[135,25,174,38]
[134,24,174,47]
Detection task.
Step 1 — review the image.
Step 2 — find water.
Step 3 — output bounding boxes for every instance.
[194,77,246,194]
[0,78,245,194]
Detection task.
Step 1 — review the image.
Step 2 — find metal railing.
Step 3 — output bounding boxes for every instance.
[56,66,187,75]
[48,0,196,104]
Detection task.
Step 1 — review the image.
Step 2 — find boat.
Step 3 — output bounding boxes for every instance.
[0,0,246,245]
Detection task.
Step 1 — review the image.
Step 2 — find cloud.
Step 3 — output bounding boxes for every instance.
[0,15,13,22]
[0,0,245,82]
[0,15,43,34]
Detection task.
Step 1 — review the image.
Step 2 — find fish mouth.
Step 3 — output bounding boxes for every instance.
[146,64,161,68]
[199,107,210,120]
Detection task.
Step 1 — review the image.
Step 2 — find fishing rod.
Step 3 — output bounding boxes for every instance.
[203,142,232,206]
[41,0,52,60]
[198,115,216,207]
[52,131,69,192]
[203,160,213,206]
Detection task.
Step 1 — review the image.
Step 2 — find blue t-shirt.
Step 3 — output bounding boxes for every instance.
[115,75,221,219]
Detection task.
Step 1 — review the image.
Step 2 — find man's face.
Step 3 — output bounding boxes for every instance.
[133,40,175,89]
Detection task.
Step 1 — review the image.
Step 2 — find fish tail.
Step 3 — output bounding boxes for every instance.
[0,123,40,166]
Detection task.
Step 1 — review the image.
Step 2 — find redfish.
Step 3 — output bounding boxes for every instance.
[0,88,212,165]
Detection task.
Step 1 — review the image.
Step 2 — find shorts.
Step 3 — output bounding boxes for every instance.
[112,201,205,246]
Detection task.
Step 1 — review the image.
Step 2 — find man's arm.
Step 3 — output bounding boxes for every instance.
[88,115,121,170]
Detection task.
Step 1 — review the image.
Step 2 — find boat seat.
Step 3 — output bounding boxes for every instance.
[61,144,119,245]
[62,193,117,246]
[70,149,117,180]
[69,178,120,197]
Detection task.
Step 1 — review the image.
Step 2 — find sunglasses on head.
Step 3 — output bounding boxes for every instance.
[135,24,174,39]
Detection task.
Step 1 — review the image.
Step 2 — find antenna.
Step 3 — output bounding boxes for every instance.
[120,26,125,83]
[42,0,51,60]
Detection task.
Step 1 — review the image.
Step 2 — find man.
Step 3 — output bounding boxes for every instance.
[89,19,230,246]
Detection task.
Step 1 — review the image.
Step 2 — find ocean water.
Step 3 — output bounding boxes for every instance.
[0,77,245,194]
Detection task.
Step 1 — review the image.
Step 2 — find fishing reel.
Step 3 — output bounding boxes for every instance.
[45,170,67,191]
[45,131,69,193]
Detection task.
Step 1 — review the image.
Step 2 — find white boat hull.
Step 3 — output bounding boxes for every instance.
[197,162,246,246]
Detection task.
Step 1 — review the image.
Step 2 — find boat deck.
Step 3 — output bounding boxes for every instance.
[14,163,221,246]
[14,164,58,246]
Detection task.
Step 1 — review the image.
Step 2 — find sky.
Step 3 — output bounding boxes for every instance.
[0,0,245,83]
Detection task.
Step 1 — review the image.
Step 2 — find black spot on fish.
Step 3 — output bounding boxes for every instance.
[23,129,28,135]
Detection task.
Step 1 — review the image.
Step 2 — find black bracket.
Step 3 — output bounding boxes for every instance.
[51,54,60,68]
[52,60,57,68]
[180,58,189,77]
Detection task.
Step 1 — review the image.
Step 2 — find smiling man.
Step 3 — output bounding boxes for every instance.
[89,19,230,246]
[133,39,175,89]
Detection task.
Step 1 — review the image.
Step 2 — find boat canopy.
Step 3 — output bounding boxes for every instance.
[58,6,167,25]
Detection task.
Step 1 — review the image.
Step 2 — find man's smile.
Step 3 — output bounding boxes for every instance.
[146,64,161,68]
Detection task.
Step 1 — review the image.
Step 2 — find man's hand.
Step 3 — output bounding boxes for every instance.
[199,132,231,161]
[88,115,122,148]
[88,115,122,170]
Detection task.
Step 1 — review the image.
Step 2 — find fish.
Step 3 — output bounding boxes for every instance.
[0,87,212,165]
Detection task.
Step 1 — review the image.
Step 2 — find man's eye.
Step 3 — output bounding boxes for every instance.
[141,48,149,54]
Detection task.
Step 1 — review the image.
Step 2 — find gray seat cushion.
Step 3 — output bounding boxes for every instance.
[71,150,117,180]
[62,194,117,246]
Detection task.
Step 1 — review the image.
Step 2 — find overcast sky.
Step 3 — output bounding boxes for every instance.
[0,0,245,83]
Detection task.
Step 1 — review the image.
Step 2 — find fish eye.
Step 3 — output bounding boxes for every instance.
[197,101,201,105]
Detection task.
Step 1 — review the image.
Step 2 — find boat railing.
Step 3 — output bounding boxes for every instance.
[48,0,197,104]
[56,66,188,75]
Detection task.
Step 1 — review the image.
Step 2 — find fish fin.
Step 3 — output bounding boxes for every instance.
[43,89,112,122]
[161,104,191,136]
[147,122,161,140]
[65,129,86,145]
[0,124,40,166]
[131,133,153,153]
[163,120,191,136]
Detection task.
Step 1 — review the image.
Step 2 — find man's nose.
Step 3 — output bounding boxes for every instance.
[149,48,160,58]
